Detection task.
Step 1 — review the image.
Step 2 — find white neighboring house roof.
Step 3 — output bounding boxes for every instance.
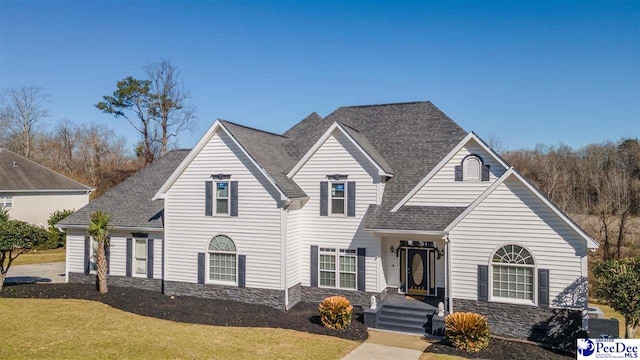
[391,132,508,212]
[443,167,600,249]
[153,120,288,201]
[286,121,394,179]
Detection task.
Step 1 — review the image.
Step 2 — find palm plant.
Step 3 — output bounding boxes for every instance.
[88,210,112,294]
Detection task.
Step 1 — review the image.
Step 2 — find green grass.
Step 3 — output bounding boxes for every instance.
[589,302,640,339]
[0,298,359,359]
[11,248,65,266]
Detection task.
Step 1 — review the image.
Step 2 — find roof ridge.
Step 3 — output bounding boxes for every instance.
[0,147,92,190]
[339,100,432,109]
[220,119,288,138]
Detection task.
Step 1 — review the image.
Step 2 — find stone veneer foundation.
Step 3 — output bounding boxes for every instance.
[453,298,584,349]
[164,281,287,310]
[68,272,162,292]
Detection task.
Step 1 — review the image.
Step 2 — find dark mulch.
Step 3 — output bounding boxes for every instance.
[0,283,368,341]
[425,338,573,360]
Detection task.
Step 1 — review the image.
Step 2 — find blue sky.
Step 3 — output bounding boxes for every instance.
[1,0,638,152]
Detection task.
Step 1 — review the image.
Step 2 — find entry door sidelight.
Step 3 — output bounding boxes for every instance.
[407,249,428,295]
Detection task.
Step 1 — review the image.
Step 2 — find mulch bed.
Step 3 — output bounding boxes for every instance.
[0,283,368,341]
[425,338,573,360]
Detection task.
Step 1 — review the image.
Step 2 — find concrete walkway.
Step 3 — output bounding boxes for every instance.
[342,329,435,360]
[5,262,66,284]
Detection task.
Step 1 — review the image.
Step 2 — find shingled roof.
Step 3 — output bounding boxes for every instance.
[363,204,467,232]
[58,149,189,229]
[0,148,91,192]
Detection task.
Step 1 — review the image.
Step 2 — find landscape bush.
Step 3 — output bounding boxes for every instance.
[444,312,490,352]
[318,296,353,330]
[34,210,74,250]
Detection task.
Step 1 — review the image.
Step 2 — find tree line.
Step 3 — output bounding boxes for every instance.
[0,59,196,198]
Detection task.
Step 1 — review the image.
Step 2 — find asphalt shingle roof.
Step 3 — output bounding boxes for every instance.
[0,148,91,191]
[57,149,189,229]
[363,204,467,231]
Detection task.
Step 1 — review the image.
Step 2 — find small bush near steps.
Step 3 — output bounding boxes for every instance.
[318,296,353,330]
[444,312,491,352]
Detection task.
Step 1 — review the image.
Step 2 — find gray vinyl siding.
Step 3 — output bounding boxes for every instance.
[164,130,283,290]
[406,139,507,207]
[292,130,381,292]
[448,176,588,308]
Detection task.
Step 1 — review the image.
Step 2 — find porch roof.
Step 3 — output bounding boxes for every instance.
[363,204,466,232]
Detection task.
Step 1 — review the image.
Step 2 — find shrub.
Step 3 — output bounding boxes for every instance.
[36,210,75,250]
[318,296,353,330]
[445,312,490,352]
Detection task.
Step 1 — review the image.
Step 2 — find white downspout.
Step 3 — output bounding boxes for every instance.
[445,234,453,313]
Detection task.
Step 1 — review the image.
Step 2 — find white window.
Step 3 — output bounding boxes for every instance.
[330,182,345,215]
[208,235,237,284]
[215,181,230,215]
[319,248,357,290]
[89,237,99,273]
[0,196,13,209]
[491,245,535,302]
[463,156,481,181]
[134,238,147,276]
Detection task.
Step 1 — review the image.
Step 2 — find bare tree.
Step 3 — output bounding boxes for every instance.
[145,59,196,155]
[0,86,51,158]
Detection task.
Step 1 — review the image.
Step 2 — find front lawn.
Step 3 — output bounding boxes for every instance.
[0,298,358,359]
[11,248,65,265]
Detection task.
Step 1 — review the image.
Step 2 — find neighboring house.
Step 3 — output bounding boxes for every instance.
[58,101,598,342]
[0,148,92,226]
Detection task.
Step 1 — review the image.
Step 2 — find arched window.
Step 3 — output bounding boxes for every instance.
[208,235,237,283]
[463,156,481,181]
[491,245,535,302]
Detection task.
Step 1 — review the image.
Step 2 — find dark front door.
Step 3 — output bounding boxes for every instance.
[407,249,428,295]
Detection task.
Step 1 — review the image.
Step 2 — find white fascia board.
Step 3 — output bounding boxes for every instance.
[391,132,510,212]
[443,167,599,249]
[57,224,164,233]
[153,120,288,201]
[0,189,94,194]
[368,229,447,236]
[286,122,392,179]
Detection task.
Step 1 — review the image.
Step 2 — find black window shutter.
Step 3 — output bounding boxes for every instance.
[357,248,366,291]
[205,180,213,216]
[538,269,550,307]
[347,182,356,217]
[84,236,90,274]
[238,255,246,288]
[319,182,328,216]
[454,165,463,181]
[126,238,132,277]
[230,181,239,217]
[478,265,488,301]
[197,252,205,284]
[482,164,491,181]
[147,239,154,279]
[310,246,319,287]
[105,238,110,275]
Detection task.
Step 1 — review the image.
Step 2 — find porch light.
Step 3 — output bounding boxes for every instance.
[390,245,395,253]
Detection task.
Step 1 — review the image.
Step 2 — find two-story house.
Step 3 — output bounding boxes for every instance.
[58,101,597,341]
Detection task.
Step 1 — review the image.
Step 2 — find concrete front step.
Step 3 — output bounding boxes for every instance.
[375,319,428,334]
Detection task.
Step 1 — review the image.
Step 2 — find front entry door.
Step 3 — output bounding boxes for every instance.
[407,249,428,295]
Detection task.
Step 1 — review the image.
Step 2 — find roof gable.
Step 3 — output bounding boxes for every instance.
[0,148,92,192]
[444,168,599,249]
[391,132,509,211]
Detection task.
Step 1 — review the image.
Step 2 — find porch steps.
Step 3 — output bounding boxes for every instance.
[376,304,431,335]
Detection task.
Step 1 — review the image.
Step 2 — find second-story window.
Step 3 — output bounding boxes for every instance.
[331,182,345,215]
[215,181,230,215]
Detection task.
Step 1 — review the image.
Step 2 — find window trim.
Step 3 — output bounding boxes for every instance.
[214,180,230,217]
[132,237,148,278]
[206,235,238,286]
[488,244,537,306]
[89,237,99,275]
[318,248,357,291]
[463,156,482,181]
[329,181,347,216]
[0,196,13,209]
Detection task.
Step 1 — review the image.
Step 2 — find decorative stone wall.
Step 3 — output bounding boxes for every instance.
[300,286,394,307]
[68,272,162,291]
[287,283,302,310]
[453,298,583,349]
[164,281,286,310]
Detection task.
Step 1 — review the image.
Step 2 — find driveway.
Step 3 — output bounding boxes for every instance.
[5,262,66,284]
